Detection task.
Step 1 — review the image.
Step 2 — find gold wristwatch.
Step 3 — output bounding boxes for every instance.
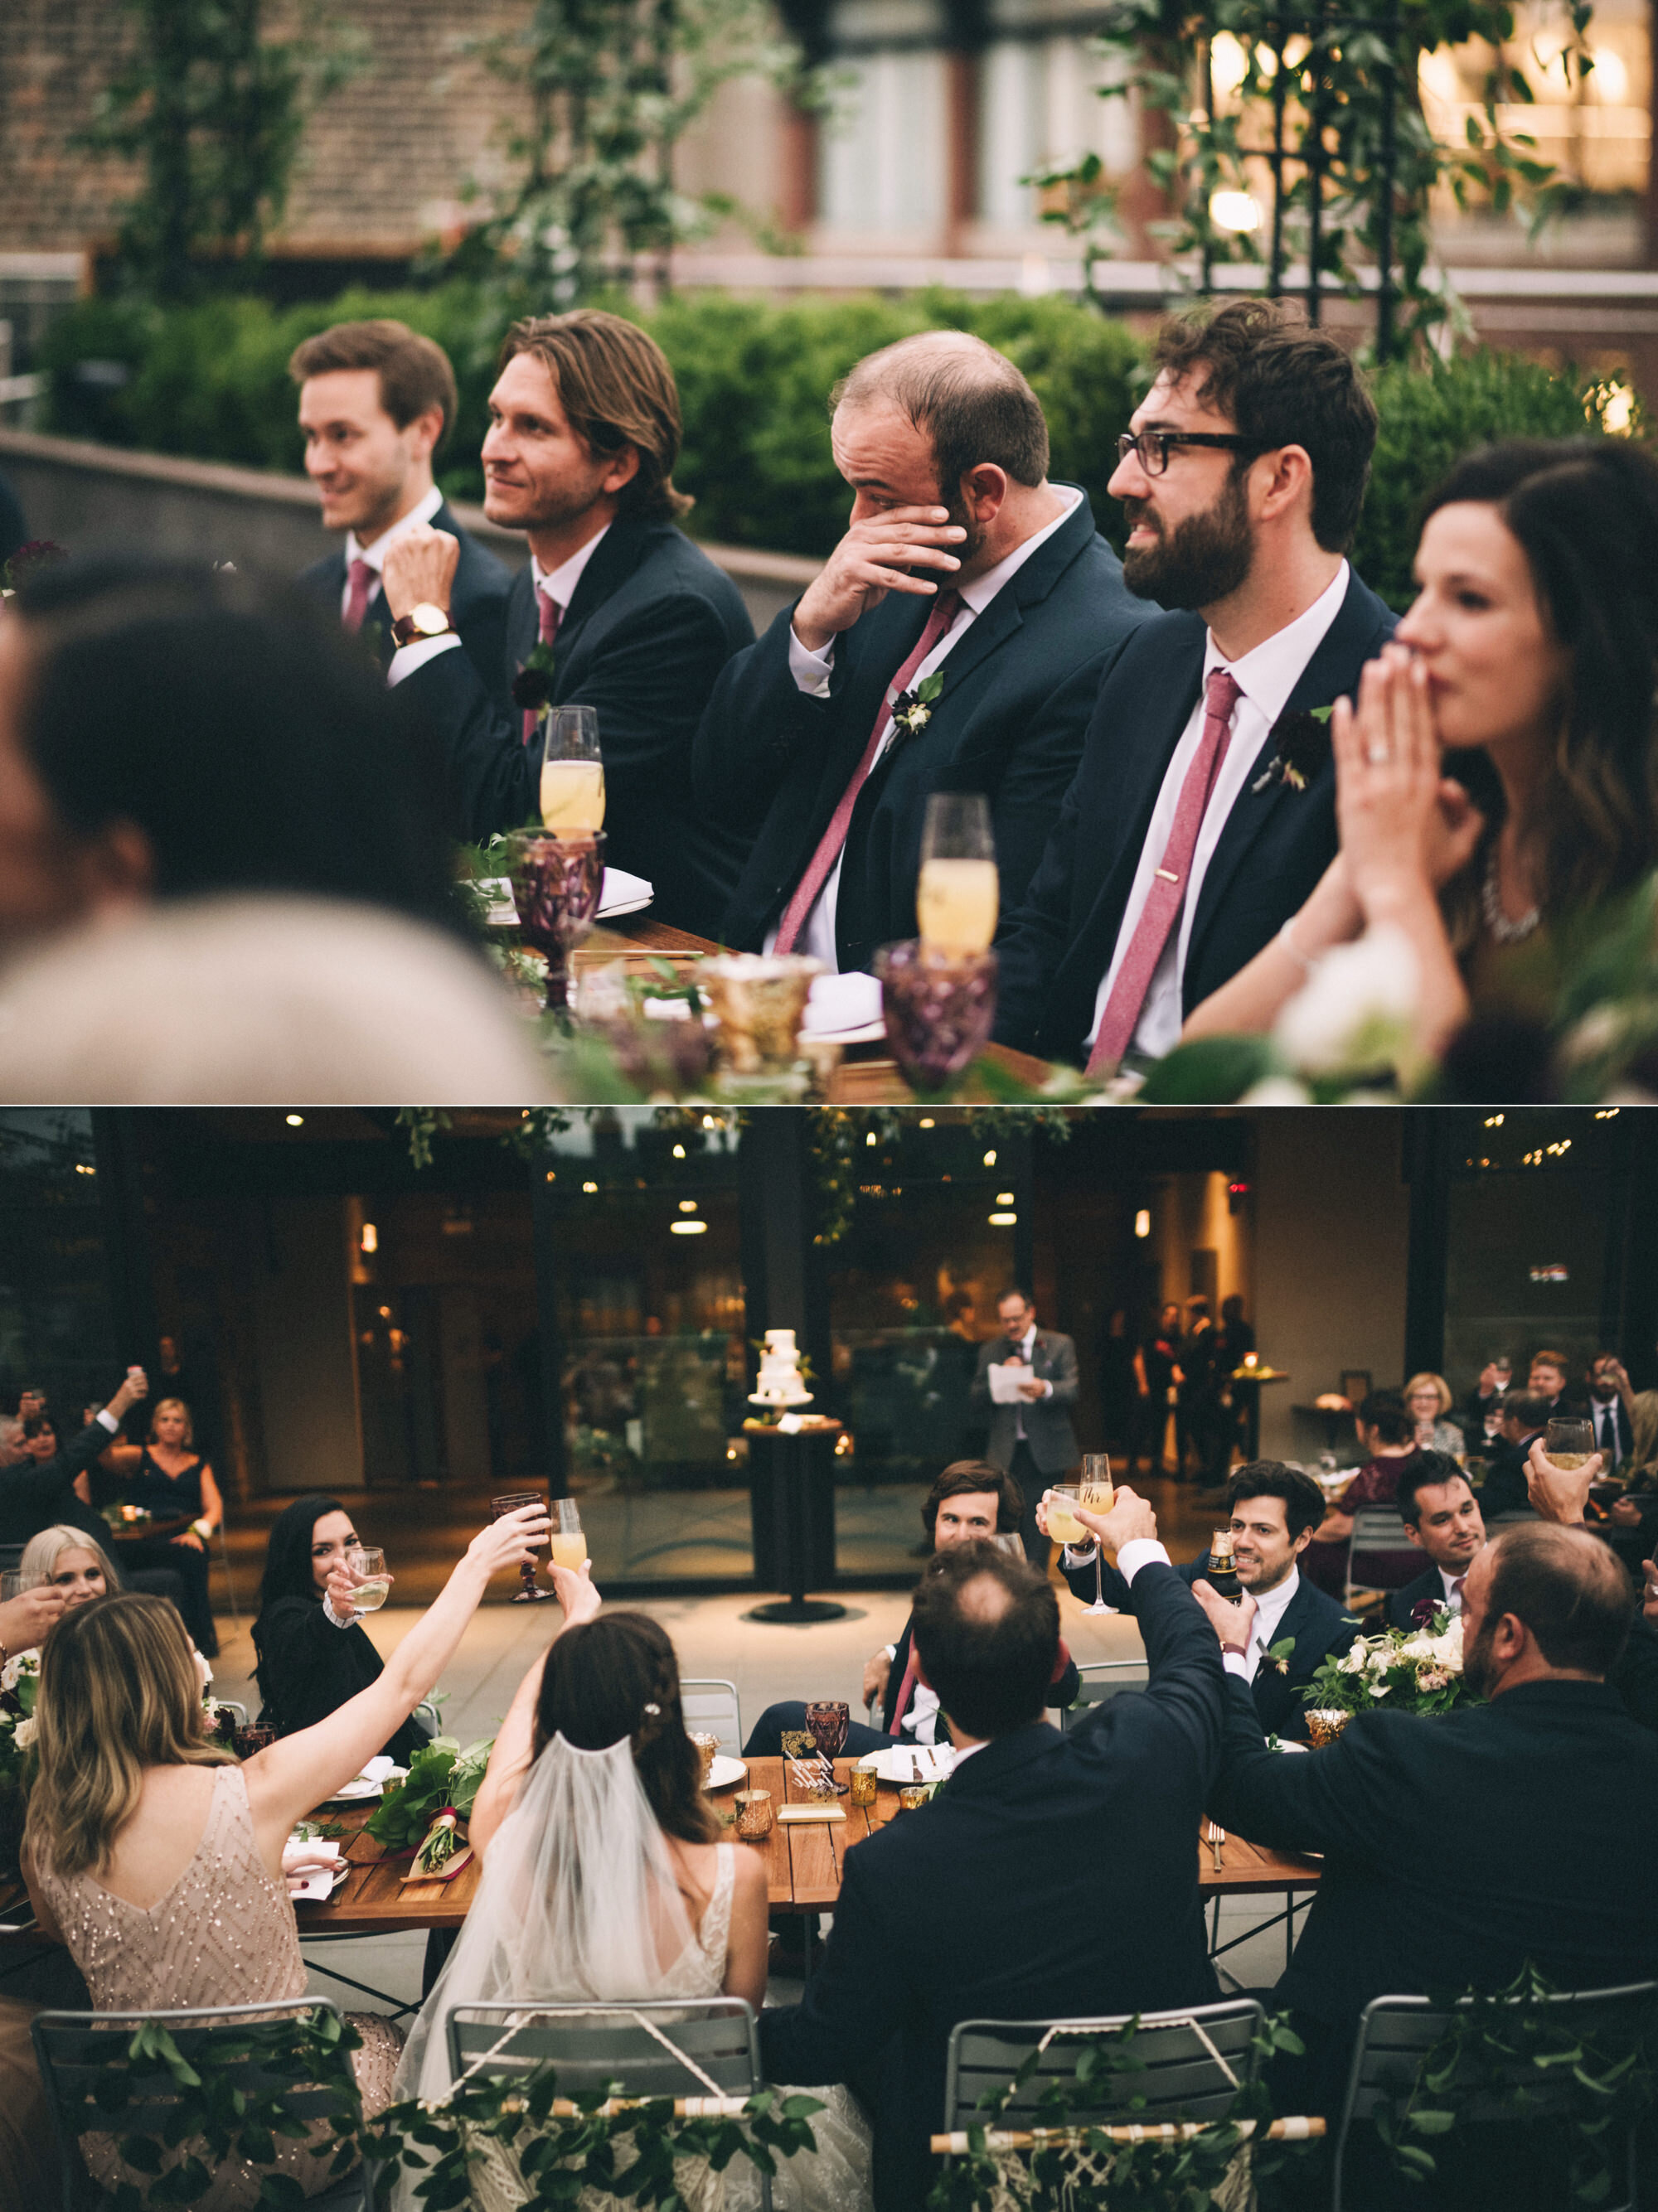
[390,602,455,647]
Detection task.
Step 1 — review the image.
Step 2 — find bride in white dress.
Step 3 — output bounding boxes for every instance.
[394,1569,873,2212]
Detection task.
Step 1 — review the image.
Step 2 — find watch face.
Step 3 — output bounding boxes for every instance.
[412,603,448,636]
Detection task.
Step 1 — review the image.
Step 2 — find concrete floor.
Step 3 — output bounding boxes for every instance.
[207,1476,1305,2030]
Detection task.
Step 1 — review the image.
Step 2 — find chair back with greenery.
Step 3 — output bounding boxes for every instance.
[1333,1971,1658,2211]
[31,1997,365,2210]
[1059,1662,1151,1734]
[442,1996,764,2103]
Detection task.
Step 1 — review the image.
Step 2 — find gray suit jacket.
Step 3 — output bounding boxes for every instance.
[970,1328,1079,1477]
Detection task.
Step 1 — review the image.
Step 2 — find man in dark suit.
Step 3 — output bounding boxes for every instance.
[696,330,1147,973]
[291,321,511,703]
[760,1498,1224,2212]
[1585,1351,1637,1472]
[1049,1460,1360,1740]
[969,1287,1079,1576]
[742,1460,1079,1759]
[1385,1453,1486,1629]
[993,301,1394,1072]
[1480,1391,1551,1519]
[380,311,754,939]
[1197,1519,1658,2118]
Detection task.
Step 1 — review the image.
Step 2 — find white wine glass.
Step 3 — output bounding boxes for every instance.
[1544,1418,1595,1471]
[1078,1453,1117,1615]
[541,705,605,835]
[548,1498,588,1577]
[917,791,996,957]
[345,1547,390,1620]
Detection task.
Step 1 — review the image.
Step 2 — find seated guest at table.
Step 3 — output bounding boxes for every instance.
[18,1411,58,1461]
[1046,1460,1360,1740]
[1527,1347,1578,1415]
[1385,1455,1486,1628]
[743,1459,1080,1760]
[1300,1392,1423,1598]
[0,556,550,1105]
[1198,1519,1658,2122]
[1583,1350,1637,1473]
[18,1504,546,2203]
[95,1396,222,1657]
[253,1495,429,1766]
[698,330,1145,975]
[1478,1389,1552,1519]
[17,1519,188,1648]
[1460,1353,1511,1440]
[380,309,754,939]
[993,300,1390,1072]
[291,319,511,699]
[1523,1440,1658,1733]
[762,1496,1225,2212]
[1404,1370,1465,1456]
[0,1367,148,1551]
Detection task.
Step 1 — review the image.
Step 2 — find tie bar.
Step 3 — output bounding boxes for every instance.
[1156,868,1180,883]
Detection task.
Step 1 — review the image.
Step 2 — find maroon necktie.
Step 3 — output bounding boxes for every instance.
[773,591,963,956]
[521,584,564,748]
[1086,667,1244,1074]
[1451,1576,1467,1609]
[342,557,375,636]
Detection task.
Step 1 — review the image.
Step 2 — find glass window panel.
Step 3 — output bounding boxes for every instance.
[821,51,946,231]
[1444,1168,1612,1394]
[0,1110,118,1421]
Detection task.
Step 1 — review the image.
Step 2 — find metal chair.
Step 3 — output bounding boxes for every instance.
[32,1997,371,2211]
[1345,1508,1413,1607]
[945,1997,1266,2147]
[413,1697,443,1740]
[214,1697,249,1728]
[440,1997,772,2207]
[1059,1658,1150,1732]
[1331,1982,1658,2212]
[680,1677,743,1755]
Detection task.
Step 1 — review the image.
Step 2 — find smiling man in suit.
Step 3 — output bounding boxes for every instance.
[292,322,511,701]
[993,300,1392,1073]
[970,1287,1080,1576]
[1049,1459,1360,1739]
[377,311,754,938]
[696,330,1147,973]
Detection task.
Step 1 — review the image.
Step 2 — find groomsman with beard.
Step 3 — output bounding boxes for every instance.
[377,311,755,939]
[292,321,511,701]
[993,300,1394,1074]
[696,331,1146,975]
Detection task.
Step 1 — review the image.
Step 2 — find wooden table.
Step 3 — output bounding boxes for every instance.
[104,1511,195,1546]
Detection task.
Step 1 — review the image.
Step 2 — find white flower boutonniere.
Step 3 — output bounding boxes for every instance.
[890,670,944,746]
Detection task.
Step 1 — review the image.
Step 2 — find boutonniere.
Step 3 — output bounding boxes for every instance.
[889,670,944,747]
[1251,705,1333,795]
[511,640,556,716]
[1265,1636,1296,1676]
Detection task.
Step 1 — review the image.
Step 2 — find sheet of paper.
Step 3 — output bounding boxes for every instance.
[987,1361,1030,1405]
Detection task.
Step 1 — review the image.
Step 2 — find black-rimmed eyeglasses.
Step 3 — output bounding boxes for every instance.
[1115,430,1265,476]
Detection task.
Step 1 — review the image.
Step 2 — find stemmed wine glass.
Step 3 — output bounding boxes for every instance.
[1077,1454,1117,1616]
[491,1492,550,1603]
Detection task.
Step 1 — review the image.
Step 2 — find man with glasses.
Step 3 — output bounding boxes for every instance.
[993,300,1394,1073]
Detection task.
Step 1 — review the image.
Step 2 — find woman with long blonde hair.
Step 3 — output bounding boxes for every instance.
[97,1395,223,1655]
[21,1505,548,2209]
[17,1523,120,1614]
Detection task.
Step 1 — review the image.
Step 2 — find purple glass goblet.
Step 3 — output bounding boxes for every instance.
[875,940,998,1097]
[506,830,607,1015]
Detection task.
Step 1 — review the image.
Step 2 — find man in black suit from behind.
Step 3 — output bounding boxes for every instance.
[696,331,1147,974]
[759,1493,1225,2212]
[1197,1517,1658,2119]
[1384,1452,1486,1629]
[1047,1459,1360,1740]
[994,300,1394,1072]
[292,321,511,704]
[380,312,754,938]
[1479,1389,1550,1519]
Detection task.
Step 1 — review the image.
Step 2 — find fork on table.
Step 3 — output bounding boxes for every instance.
[1205,1821,1225,1874]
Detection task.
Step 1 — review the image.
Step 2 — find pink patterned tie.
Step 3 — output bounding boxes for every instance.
[1085,667,1244,1075]
[342,557,375,635]
[1451,1576,1467,1609]
[521,584,564,747]
[773,590,962,955]
[891,1648,922,1735]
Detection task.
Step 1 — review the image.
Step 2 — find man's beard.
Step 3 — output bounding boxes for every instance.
[1462,1613,1500,1699]
[1121,466,1254,608]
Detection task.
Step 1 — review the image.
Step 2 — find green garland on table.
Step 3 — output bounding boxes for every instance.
[367,2065,825,2211]
[365,1736,493,1851]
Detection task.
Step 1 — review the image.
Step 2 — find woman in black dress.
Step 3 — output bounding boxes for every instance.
[252,1496,428,1767]
[98,1397,222,1656]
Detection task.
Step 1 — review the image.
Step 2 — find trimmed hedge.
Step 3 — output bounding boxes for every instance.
[37,282,1640,603]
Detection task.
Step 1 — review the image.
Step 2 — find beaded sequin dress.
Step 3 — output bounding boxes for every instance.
[34,1761,403,2208]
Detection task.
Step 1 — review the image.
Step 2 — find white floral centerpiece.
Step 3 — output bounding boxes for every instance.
[1302,1606,1470,1740]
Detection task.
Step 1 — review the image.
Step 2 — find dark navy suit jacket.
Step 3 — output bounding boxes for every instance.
[696,491,1147,973]
[400,515,755,940]
[298,498,512,711]
[760,1563,1224,2212]
[993,569,1397,1064]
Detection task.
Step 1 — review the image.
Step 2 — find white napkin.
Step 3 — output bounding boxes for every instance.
[801,970,882,1036]
[479,867,654,927]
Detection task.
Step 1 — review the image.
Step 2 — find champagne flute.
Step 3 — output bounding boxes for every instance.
[1078,1453,1117,1615]
[917,791,997,957]
[548,1498,587,1576]
[1544,1417,1595,1472]
[491,1492,551,1603]
[541,705,605,834]
[345,1547,390,1619]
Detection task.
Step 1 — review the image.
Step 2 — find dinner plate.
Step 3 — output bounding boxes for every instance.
[320,1774,383,1803]
[857,1744,956,1785]
[704,1754,748,1791]
[478,870,654,927]
[805,1019,889,1046]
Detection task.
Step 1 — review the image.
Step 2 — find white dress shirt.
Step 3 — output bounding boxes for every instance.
[388,515,613,688]
[1086,560,1350,1061]
[768,487,1084,972]
[1234,1566,1300,1683]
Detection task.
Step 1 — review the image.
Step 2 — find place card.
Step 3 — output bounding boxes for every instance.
[778,1804,846,1824]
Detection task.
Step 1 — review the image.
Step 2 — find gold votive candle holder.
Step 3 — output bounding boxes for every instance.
[899,1784,930,1813]
[734,1788,773,1839]
[1305,1709,1350,1748]
[849,1766,879,1808]
[689,1732,719,1785]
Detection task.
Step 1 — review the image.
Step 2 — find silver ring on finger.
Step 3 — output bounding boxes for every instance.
[1366,741,1389,766]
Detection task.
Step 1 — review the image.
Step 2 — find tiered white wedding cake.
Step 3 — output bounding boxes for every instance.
[749,1328,814,1407]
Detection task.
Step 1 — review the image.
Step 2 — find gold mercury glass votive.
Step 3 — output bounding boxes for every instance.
[734,1788,773,1839]
[689,1732,719,1786]
[898,1784,930,1813]
[849,1766,879,1808]
[1305,1709,1351,1747]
